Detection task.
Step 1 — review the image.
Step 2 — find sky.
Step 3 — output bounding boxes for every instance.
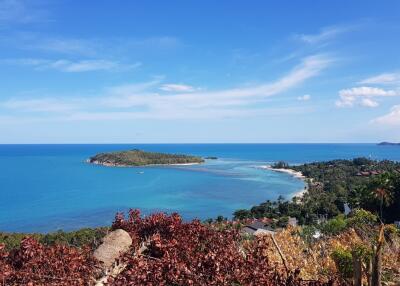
[0,0,400,143]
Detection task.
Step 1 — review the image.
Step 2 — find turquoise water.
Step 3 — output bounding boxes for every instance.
[0,144,399,232]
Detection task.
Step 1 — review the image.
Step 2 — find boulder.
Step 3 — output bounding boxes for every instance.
[254,229,275,236]
[94,229,132,268]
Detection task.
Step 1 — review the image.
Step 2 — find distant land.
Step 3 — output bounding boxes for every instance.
[88,149,205,167]
[378,142,400,146]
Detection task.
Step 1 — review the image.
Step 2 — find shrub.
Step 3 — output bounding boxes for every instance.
[331,247,353,279]
[321,215,347,235]
[347,209,377,228]
[299,225,319,244]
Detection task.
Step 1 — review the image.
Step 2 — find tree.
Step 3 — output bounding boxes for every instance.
[233,209,251,220]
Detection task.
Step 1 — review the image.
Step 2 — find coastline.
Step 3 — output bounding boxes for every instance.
[259,165,308,198]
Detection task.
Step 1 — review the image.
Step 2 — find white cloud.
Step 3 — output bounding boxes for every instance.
[360,98,379,108]
[359,72,400,85]
[336,86,398,108]
[1,58,141,72]
[296,25,351,44]
[2,98,80,112]
[0,54,332,120]
[160,84,196,92]
[372,105,400,126]
[297,94,311,101]
[33,38,100,56]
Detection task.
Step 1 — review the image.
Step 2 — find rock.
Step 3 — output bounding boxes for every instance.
[94,229,132,268]
[254,229,275,236]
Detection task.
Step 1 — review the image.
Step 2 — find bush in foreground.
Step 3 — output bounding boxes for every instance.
[0,210,342,285]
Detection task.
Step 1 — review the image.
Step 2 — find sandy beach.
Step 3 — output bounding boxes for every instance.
[87,159,202,168]
[259,165,305,179]
[259,165,308,197]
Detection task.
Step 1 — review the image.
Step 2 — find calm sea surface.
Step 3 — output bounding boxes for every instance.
[0,144,399,232]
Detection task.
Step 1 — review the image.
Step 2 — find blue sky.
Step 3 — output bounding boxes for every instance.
[0,0,400,143]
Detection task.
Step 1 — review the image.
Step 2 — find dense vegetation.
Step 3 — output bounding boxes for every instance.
[1,209,399,284]
[0,227,108,251]
[234,158,400,224]
[0,210,347,285]
[89,149,204,166]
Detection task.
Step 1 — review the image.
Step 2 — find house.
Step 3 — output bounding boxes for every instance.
[394,221,400,229]
[241,220,276,236]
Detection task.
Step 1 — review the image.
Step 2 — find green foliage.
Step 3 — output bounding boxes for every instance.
[271,161,289,169]
[384,224,400,241]
[321,215,347,235]
[331,247,353,279]
[234,158,400,225]
[299,225,318,244]
[216,215,227,223]
[0,227,108,251]
[351,244,372,262]
[233,209,252,220]
[0,232,42,251]
[346,209,377,228]
[89,149,204,166]
[277,216,289,228]
[40,227,108,248]
[352,157,371,166]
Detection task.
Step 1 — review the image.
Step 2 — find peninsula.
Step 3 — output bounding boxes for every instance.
[88,149,205,167]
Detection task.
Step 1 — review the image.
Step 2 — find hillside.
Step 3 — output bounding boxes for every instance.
[235,158,400,224]
[88,149,204,167]
[1,210,399,285]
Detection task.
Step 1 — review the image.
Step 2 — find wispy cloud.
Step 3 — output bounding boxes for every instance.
[160,84,197,92]
[0,54,332,120]
[335,86,398,108]
[2,98,81,112]
[371,105,400,126]
[1,58,141,72]
[31,38,100,56]
[295,24,353,44]
[359,72,400,85]
[297,94,311,101]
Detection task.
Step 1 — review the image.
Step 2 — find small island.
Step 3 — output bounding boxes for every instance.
[378,142,400,146]
[88,149,205,167]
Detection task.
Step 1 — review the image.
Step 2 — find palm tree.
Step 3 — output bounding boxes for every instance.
[371,173,394,220]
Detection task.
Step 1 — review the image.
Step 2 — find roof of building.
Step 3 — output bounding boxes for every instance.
[241,220,276,235]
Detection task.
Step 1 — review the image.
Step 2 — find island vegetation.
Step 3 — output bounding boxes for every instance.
[88,149,204,167]
[205,156,218,160]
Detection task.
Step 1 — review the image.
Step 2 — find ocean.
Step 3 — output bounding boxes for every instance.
[0,144,399,233]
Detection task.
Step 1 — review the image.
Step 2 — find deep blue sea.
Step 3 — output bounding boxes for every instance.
[0,144,399,233]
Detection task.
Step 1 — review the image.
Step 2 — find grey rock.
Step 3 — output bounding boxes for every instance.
[94,229,132,268]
